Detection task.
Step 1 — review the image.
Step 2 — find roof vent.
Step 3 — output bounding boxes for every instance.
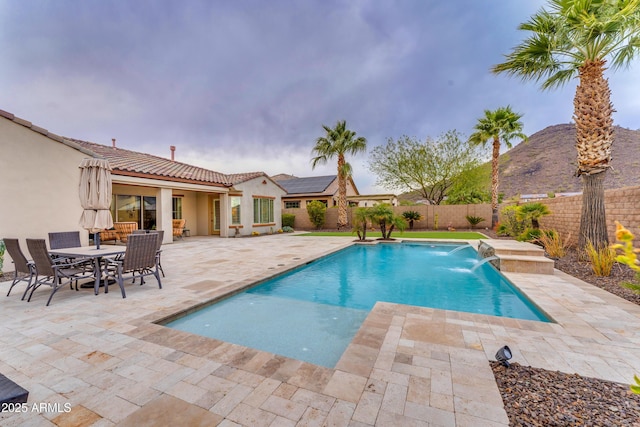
[112,138,116,148]
[170,145,176,161]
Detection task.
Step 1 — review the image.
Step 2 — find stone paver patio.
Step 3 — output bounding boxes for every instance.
[1,234,639,426]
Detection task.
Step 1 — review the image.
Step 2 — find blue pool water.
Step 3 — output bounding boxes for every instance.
[166,242,550,367]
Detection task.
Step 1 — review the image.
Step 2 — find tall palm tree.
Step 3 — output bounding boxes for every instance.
[492,0,640,249]
[469,106,527,228]
[311,120,367,228]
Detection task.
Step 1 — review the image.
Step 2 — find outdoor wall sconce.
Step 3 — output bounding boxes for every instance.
[495,345,512,367]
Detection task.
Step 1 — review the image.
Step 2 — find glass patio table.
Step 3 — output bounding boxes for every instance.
[48,246,126,295]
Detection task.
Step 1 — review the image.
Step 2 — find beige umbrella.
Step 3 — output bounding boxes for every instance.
[78,158,114,249]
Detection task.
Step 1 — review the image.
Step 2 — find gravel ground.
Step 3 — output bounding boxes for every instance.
[3,234,640,425]
[481,229,640,426]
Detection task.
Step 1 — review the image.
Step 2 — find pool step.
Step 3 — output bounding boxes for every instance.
[498,254,555,275]
[478,239,554,275]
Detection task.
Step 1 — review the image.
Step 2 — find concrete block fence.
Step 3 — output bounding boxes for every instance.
[539,185,640,246]
[283,204,492,231]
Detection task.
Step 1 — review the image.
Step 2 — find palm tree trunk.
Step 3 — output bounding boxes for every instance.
[574,59,613,250]
[490,136,501,228]
[337,154,348,229]
[578,173,609,250]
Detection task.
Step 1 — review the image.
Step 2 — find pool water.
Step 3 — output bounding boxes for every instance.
[166,242,550,367]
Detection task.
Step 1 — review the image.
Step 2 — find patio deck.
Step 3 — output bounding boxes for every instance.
[1,234,639,426]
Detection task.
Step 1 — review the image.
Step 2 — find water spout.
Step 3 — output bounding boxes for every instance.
[447,244,470,255]
[471,256,500,271]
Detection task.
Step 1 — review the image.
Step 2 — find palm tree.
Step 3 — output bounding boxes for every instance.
[517,202,551,229]
[468,106,527,228]
[352,207,371,241]
[492,0,640,250]
[312,120,367,228]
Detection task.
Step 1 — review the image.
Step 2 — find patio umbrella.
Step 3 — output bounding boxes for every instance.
[78,158,114,249]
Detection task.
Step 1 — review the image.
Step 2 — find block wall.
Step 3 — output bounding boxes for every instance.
[538,185,640,245]
[283,204,492,231]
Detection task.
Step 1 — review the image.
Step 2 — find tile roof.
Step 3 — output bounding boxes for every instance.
[276,175,337,194]
[69,138,231,187]
[2,107,282,190]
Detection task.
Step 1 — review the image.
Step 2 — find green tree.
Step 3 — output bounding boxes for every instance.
[469,106,527,228]
[306,201,327,229]
[492,0,640,250]
[369,204,407,239]
[368,130,482,205]
[312,120,367,229]
[444,163,491,205]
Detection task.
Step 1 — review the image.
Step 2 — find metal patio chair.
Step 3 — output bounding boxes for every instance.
[3,238,36,299]
[48,231,93,271]
[26,239,95,306]
[103,233,162,299]
[148,230,165,277]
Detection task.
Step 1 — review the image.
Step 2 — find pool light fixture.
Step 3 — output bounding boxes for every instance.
[495,345,512,367]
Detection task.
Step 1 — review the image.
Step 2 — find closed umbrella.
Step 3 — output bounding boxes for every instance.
[78,158,114,249]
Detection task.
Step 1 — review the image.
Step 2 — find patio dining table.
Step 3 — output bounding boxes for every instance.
[48,246,126,295]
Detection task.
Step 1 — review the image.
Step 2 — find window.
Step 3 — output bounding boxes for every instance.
[284,201,300,209]
[143,196,156,230]
[116,195,141,223]
[253,197,274,224]
[230,197,242,225]
[172,197,183,219]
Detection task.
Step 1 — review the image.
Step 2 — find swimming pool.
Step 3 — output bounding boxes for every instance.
[166,242,550,367]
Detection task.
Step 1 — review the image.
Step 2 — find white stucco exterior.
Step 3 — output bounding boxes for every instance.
[232,176,286,236]
[0,117,94,265]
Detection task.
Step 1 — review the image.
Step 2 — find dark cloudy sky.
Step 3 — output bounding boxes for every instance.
[2,1,639,193]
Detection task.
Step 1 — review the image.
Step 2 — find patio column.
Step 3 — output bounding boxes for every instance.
[157,187,173,244]
[219,192,229,237]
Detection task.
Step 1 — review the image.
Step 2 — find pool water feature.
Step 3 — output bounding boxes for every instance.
[166,242,551,367]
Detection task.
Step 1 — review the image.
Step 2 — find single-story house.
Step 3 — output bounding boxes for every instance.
[271,174,359,209]
[0,108,286,265]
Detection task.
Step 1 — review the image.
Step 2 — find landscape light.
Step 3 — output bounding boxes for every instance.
[495,345,512,367]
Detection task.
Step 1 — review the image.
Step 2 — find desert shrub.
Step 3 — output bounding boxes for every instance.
[282,226,294,233]
[537,230,568,258]
[0,239,5,276]
[585,241,616,276]
[498,205,526,237]
[517,228,543,242]
[465,215,485,229]
[306,200,326,229]
[282,213,295,228]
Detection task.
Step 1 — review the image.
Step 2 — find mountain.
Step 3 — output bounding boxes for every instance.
[498,123,640,197]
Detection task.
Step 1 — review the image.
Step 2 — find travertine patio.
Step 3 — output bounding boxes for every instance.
[1,234,639,426]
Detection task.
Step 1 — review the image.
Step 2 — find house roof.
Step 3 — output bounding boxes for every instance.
[276,175,337,195]
[1,107,282,189]
[69,138,231,187]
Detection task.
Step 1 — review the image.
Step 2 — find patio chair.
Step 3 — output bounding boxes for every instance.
[48,231,93,271]
[103,233,162,299]
[114,222,138,243]
[172,219,186,239]
[3,239,36,298]
[149,230,165,277]
[48,231,82,250]
[25,239,95,306]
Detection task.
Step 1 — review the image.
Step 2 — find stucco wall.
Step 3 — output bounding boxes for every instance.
[234,177,286,236]
[283,204,492,230]
[0,117,89,266]
[539,185,640,245]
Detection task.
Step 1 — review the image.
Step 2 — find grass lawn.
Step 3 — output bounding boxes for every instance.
[298,230,487,239]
